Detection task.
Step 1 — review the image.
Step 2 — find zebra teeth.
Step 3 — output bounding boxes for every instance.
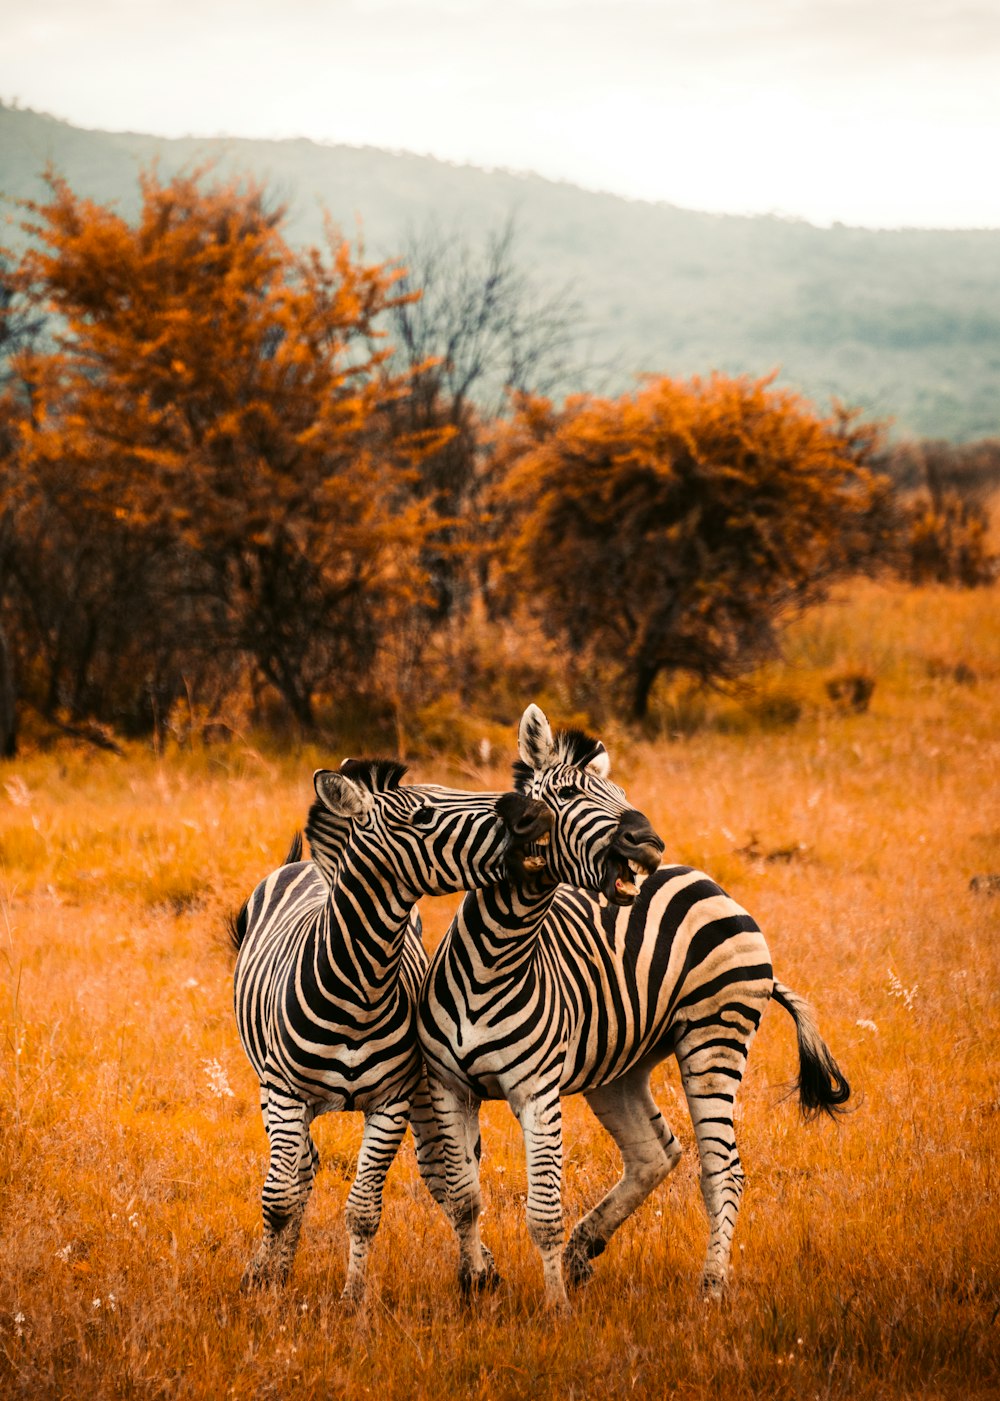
[536,832,550,847]
[628,860,642,876]
[523,855,547,871]
[615,878,640,898]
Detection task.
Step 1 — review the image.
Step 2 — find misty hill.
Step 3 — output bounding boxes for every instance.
[2,103,998,441]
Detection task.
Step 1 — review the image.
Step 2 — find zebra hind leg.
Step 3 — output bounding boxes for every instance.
[564,1065,682,1288]
[408,1071,450,1214]
[676,1010,757,1300]
[241,1088,316,1291]
[427,1077,499,1296]
[340,1105,408,1305]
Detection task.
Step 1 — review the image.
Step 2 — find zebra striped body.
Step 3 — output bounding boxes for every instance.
[418,707,848,1308]
[422,867,771,1103]
[418,705,671,1306]
[236,859,430,1115]
[232,760,548,1300]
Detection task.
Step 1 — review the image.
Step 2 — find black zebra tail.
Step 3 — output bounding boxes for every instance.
[226,901,249,952]
[772,979,851,1121]
[226,831,304,952]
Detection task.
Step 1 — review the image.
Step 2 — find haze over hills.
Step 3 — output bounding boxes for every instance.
[2,104,998,441]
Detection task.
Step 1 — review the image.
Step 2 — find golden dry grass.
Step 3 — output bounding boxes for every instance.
[1,578,999,1400]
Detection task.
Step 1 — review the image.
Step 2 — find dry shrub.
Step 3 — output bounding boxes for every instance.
[968,873,1000,895]
[739,687,804,731]
[905,490,996,586]
[648,678,806,738]
[826,672,876,713]
[410,693,511,764]
[396,606,598,753]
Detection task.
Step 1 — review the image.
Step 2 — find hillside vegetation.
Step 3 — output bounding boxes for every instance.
[2,104,999,440]
[0,577,998,1399]
[11,167,959,758]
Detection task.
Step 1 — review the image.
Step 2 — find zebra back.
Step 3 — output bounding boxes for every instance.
[227,830,304,952]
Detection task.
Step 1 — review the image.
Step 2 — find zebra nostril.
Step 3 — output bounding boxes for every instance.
[617,818,665,854]
[610,816,664,879]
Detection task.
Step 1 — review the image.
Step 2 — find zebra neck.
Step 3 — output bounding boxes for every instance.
[305,805,352,888]
[320,852,415,1004]
[454,879,558,977]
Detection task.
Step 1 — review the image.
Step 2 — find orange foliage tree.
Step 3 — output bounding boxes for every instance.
[0,258,46,755]
[2,169,439,731]
[492,375,893,719]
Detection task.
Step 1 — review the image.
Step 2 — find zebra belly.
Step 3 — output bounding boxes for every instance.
[420,1007,561,1105]
[430,1057,506,1103]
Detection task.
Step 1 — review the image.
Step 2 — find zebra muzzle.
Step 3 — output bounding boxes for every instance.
[495,793,555,880]
[600,812,664,905]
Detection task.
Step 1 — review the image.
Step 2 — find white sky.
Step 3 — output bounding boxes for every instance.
[2,0,999,228]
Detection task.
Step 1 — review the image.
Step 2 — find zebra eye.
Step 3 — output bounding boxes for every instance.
[410,805,435,826]
[557,785,577,799]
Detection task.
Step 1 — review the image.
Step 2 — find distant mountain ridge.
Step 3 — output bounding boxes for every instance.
[2,103,998,441]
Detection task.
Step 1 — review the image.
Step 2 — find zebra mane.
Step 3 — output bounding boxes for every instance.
[338,758,408,792]
[512,727,607,790]
[554,728,607,769]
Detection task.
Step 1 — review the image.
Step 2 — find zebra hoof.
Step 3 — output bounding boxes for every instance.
[701,1273,726,1302]
[459,1261,502,1297]
[240,1263,275,1293]
[563,1233,603,1287]
[563,1248,594,1288]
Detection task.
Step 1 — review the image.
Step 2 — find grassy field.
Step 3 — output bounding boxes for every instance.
[1,578,998,1399]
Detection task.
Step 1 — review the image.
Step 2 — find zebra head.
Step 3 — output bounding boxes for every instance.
[310,758,551,900]
[513,704,664,906]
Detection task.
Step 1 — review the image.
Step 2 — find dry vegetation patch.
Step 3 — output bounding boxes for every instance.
[1,581,998,1400]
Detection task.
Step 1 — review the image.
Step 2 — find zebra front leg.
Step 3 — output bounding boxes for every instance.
[516,1088,569,1312]
[241,1087,316,1290]
[677,1021,753,1299]
[565,1067,682,1287]
[341,1104,409,1304]
[428,1077,497,1295]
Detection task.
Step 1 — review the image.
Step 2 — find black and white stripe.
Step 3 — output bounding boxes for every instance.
[232,758,538,1300]
[418,705,849,1308]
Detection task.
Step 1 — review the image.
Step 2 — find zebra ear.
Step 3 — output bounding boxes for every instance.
[518,704,557,771]
[585,746,611,778]
[313,769,374,820]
